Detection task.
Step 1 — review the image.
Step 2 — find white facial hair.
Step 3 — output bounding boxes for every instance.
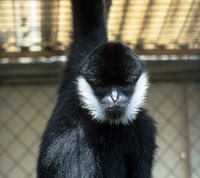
[77,72,149,125]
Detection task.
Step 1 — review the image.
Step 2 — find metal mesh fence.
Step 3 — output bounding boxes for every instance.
[0,82,199,178]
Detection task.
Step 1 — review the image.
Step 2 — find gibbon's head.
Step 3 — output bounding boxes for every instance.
[77,42,148,125]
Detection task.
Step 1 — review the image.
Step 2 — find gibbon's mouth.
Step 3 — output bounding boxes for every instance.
[105,106,125,119]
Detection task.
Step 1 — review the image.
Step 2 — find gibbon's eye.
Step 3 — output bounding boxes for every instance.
[98,82,107,89]
[94,82,108,96]
[121,80,130,87]
[120,81,132,92]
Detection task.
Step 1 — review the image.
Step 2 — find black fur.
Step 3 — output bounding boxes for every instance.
[81,42,145,97]
[37,0,157,177]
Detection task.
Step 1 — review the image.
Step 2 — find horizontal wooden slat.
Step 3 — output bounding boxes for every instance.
[0,60,200,85]
[0,49,200,58]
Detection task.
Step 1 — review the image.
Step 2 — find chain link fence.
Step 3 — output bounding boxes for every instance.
[0,80,200,178]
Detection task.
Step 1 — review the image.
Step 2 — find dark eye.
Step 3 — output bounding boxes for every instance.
[94,82,108,96]
[120,83,133,95]
[121,81,130,87]
[98,82,107,88]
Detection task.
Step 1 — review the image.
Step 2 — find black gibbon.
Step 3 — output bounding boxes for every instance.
[37,0,157,177]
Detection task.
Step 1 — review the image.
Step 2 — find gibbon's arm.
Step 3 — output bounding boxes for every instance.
[70,0,108,59]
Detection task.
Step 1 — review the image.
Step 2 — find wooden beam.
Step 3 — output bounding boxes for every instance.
[0,61,200,85]
[135,49,200,56]
[0,49,199,58]
[0,50,66,58]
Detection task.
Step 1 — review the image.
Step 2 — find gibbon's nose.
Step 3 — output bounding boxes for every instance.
[111,88,119,102]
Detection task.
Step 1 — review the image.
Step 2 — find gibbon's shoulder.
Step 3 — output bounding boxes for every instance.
[133,108,157,146]
[135,108,157,129]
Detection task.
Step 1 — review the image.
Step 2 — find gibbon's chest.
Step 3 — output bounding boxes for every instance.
[46,128,131,177]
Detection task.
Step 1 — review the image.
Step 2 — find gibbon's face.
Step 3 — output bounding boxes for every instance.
[77,43,148,125]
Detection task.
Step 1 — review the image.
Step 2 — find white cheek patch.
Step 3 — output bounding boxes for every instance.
[124,72,149,123]
[76,72,149,125]
[76,77,106,123]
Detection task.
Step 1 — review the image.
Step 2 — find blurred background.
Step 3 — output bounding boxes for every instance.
[0,0,199,178]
